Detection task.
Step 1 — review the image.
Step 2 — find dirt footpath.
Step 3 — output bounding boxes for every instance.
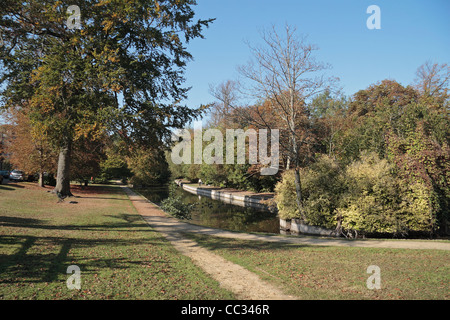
[121,186,450,299]
[122,186,296,300]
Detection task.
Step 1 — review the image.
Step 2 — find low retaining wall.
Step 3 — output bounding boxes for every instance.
[175,180,273,212]
[280,218,340,237]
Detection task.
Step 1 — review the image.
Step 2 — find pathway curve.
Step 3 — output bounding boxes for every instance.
[122,186,296,300]
[121,186,450,299]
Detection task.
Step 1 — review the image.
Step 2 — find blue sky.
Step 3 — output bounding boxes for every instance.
[181,0,450,109]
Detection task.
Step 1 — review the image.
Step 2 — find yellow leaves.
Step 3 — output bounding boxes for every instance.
[95,0,112,7]
[30,66,45,84]
[155,1,161,13]
[108,55,120,63]
[101,9,126,32]
[74,121,105,141]
[170,33,180,44]
[109,82,123,93]
[30,123,49,141]
[92,45,120,66]
[70,36,80,46]
[30,94,55,115]
[53,1,63,10]
[102,19,114,32]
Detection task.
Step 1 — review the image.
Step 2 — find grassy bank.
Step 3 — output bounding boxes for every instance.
[0,182,234,300]
[187,233,449,300]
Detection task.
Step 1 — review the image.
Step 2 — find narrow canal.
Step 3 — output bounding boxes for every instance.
[137,184,280,234]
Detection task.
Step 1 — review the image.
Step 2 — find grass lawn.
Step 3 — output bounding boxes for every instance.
[0,182,235,300]
[186,233,450,300]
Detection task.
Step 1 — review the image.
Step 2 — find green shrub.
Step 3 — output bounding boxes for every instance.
[338,152,434,235]
[301,155,345,228]
[275,152,436,236]
[274,170,298,220]
[160,183,195,220]
[275,155,343,227]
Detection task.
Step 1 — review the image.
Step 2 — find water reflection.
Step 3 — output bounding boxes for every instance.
[137,184,279,234]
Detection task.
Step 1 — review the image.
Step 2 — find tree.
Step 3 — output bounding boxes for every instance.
[127,146,170,186]
[4,105,56,186]
[235,24,337,222]
[208,80,241,129]
[0,123,13,171]
[386,117,450,236]
[311,90,348,159]
[413,61,450,101]
[340,80,419,162]
[70,129,108,186]
[0,0,212,196]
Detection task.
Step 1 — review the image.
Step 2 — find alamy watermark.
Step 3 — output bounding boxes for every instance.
[66,265,81,290]
[367,5,381,30]
[66,5,82,30]
[170,122,280,175]
[366,265,381,290]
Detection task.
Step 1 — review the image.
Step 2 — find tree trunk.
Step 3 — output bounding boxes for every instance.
[54,139,73,197]
[38,172,44,187]
[293,167,307,222]
[290,132,307,223]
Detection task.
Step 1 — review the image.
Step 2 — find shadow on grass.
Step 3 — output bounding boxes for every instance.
[0,212,171,285]
[0,185,15,191]
[0,216,44,225]
[75,196,131,201]
[0,233,170,285]
[184,233,312,253]
[1,182,25,189]
[0,214,151,232]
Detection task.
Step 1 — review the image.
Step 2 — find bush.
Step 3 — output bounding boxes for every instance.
[301,155,345,228]
[160,183,195,220]
[274,170,298,220]
[338,152,434,236]
[275,155,343,227]
[275,152,437,237]
[338,152,399,233]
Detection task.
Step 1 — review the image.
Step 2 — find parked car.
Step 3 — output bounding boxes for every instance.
[9,170,24,181]
[0,170,9,179]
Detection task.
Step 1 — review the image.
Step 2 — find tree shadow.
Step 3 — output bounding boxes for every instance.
[0,185,15,191]
[75,196,130,201]
[0,233,171,285]
[0,216,44,226]
[0,214,152,233]
[184,232,313,253]
[2,183,25,188]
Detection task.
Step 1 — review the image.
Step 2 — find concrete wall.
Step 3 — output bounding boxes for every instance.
[176,180,272,212]
[280,218,340,237]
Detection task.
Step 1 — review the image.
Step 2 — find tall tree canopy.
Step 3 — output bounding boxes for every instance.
[0,0,212,195]
[221,24,337,221]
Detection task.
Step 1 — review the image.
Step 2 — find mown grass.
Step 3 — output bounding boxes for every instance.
[0,182,235,300]
[186,233,449,300]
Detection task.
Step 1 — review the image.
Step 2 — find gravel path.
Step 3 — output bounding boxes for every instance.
[121,186,450,299]
[122,186,296,299]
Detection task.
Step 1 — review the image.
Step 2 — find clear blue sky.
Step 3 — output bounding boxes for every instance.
[182,0,450,109]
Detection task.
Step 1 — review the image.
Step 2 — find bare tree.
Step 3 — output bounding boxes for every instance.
[414,61,450,99]
[208,80,240,129]
[232,24,337,222]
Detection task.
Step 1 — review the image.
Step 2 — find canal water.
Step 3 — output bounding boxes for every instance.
[138,184,280,234]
